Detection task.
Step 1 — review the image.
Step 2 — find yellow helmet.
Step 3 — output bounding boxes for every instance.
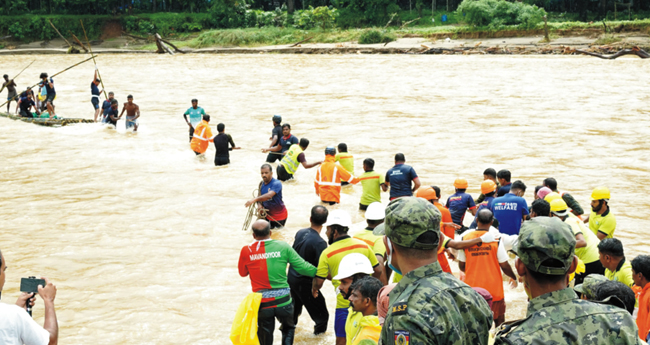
[544,192,561,203]
[550,199,569,215]
[591,186,610,201]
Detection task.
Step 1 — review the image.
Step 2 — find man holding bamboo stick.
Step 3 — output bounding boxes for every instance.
[91,67,103,122]
[39,73,56,119]
[2,74,17,113]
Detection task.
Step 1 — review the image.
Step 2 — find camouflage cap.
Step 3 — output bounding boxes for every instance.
[383,197,442,250]
[574,274,608,299]
[512,217,576,275]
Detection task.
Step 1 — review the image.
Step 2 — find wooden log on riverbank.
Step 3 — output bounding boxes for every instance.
[155,33,174,55]
[575,46,649,59]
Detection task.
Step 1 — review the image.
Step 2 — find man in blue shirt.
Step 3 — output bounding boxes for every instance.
[384,153,420,200]
[497,169,512,197]
[446,178,477,229]
[91,68,103,122]
[263,123,299,156]
[245,164,288,228]
[492,180,529,236]
[183,99,206,142]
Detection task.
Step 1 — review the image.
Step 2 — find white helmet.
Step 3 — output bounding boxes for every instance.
[333,253,374,280]
[324,209,352,227]
[365,202,386,221]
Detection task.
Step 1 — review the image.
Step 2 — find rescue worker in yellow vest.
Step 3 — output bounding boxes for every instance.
[276,138,322,182]
[315,147,360,205]
[346,276,383,345]
[190,114,213,155]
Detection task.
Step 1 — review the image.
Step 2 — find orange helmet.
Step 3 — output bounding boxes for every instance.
[416,186,437,201]
[481,180,497,194]
[454,178,468,189]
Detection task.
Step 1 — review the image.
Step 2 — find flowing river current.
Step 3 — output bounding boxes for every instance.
[0,53,648,344]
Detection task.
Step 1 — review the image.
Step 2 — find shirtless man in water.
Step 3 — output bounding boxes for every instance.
[118,94,140,132]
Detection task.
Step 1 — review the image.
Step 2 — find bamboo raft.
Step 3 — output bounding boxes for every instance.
[1,112,94,127]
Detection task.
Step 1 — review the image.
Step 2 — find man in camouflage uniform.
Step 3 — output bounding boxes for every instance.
[378,197,493,345]
[495,217,642,344]
[574,274,609,300]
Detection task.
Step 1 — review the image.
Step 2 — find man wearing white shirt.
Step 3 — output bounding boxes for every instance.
[0,250,58,345]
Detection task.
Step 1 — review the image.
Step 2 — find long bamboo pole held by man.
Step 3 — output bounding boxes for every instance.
[0,56,97,109]
[0,60,35,94]
[80,20,107,99]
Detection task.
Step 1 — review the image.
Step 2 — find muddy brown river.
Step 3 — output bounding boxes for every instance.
[0,53,648,344]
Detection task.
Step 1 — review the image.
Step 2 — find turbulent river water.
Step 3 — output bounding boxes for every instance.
[0,53,648,344]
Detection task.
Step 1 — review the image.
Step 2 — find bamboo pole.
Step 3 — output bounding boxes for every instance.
[0,60,35,94]
[80,20,107,99]
[0,56,96,109]
[48,20,74,49]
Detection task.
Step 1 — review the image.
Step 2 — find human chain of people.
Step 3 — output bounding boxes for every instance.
[1,64,649,345]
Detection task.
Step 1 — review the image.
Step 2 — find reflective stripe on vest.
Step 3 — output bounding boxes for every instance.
[193,127,208,141]
[281,144,303,175]
[315,166,342,186]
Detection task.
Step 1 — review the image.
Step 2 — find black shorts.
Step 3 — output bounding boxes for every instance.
[215,156,230,166]
[19,109,32,118]
[91,97,100,109]
[189,127,195,142]
[276,165,293,181]
[322,201,337,206]
[266,152,281,163]
[44,94,55,104]
[359,203,369,211]
[268,218,286,229]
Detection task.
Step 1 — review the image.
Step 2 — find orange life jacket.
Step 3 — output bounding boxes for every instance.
[190,120,213,154]
[462,230,504,301]
[314,156,358,203]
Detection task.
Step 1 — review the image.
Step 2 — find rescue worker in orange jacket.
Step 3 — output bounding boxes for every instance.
[190,114,213,155]
[314,147,359,205]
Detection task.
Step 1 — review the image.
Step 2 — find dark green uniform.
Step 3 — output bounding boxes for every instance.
[495,287,642,344]
[559,191,584,216]
[379,261,493,345]
[495,217,641,345]
[376,197,492,345]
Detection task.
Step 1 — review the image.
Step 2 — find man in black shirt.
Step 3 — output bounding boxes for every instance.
[16,92,39,118]
[288,205,329,335]
[264,115,283,163]
[213,123,240,166]
[104,99,119,126]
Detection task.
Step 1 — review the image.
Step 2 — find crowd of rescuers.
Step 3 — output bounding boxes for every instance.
[235,144,650,345]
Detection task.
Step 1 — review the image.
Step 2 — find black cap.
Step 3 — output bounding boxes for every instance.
[273,115,282,123]
[325,146,336,155]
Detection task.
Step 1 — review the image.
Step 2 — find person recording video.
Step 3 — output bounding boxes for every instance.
[0,250,58,345]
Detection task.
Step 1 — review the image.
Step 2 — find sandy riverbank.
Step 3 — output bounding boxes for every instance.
[1,34,649,55]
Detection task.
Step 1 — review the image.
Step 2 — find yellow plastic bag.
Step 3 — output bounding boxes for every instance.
[230,293,262,345]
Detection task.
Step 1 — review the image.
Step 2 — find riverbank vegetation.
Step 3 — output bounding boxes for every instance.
[0,0,649,47]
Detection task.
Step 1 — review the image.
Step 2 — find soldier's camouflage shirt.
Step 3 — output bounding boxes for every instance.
[495,287,642,345]
[379,262,492,345]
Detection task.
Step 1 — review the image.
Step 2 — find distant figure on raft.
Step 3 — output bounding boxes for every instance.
[90,67,103,122]
[3,74,17,113]
[39,73,56,119]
